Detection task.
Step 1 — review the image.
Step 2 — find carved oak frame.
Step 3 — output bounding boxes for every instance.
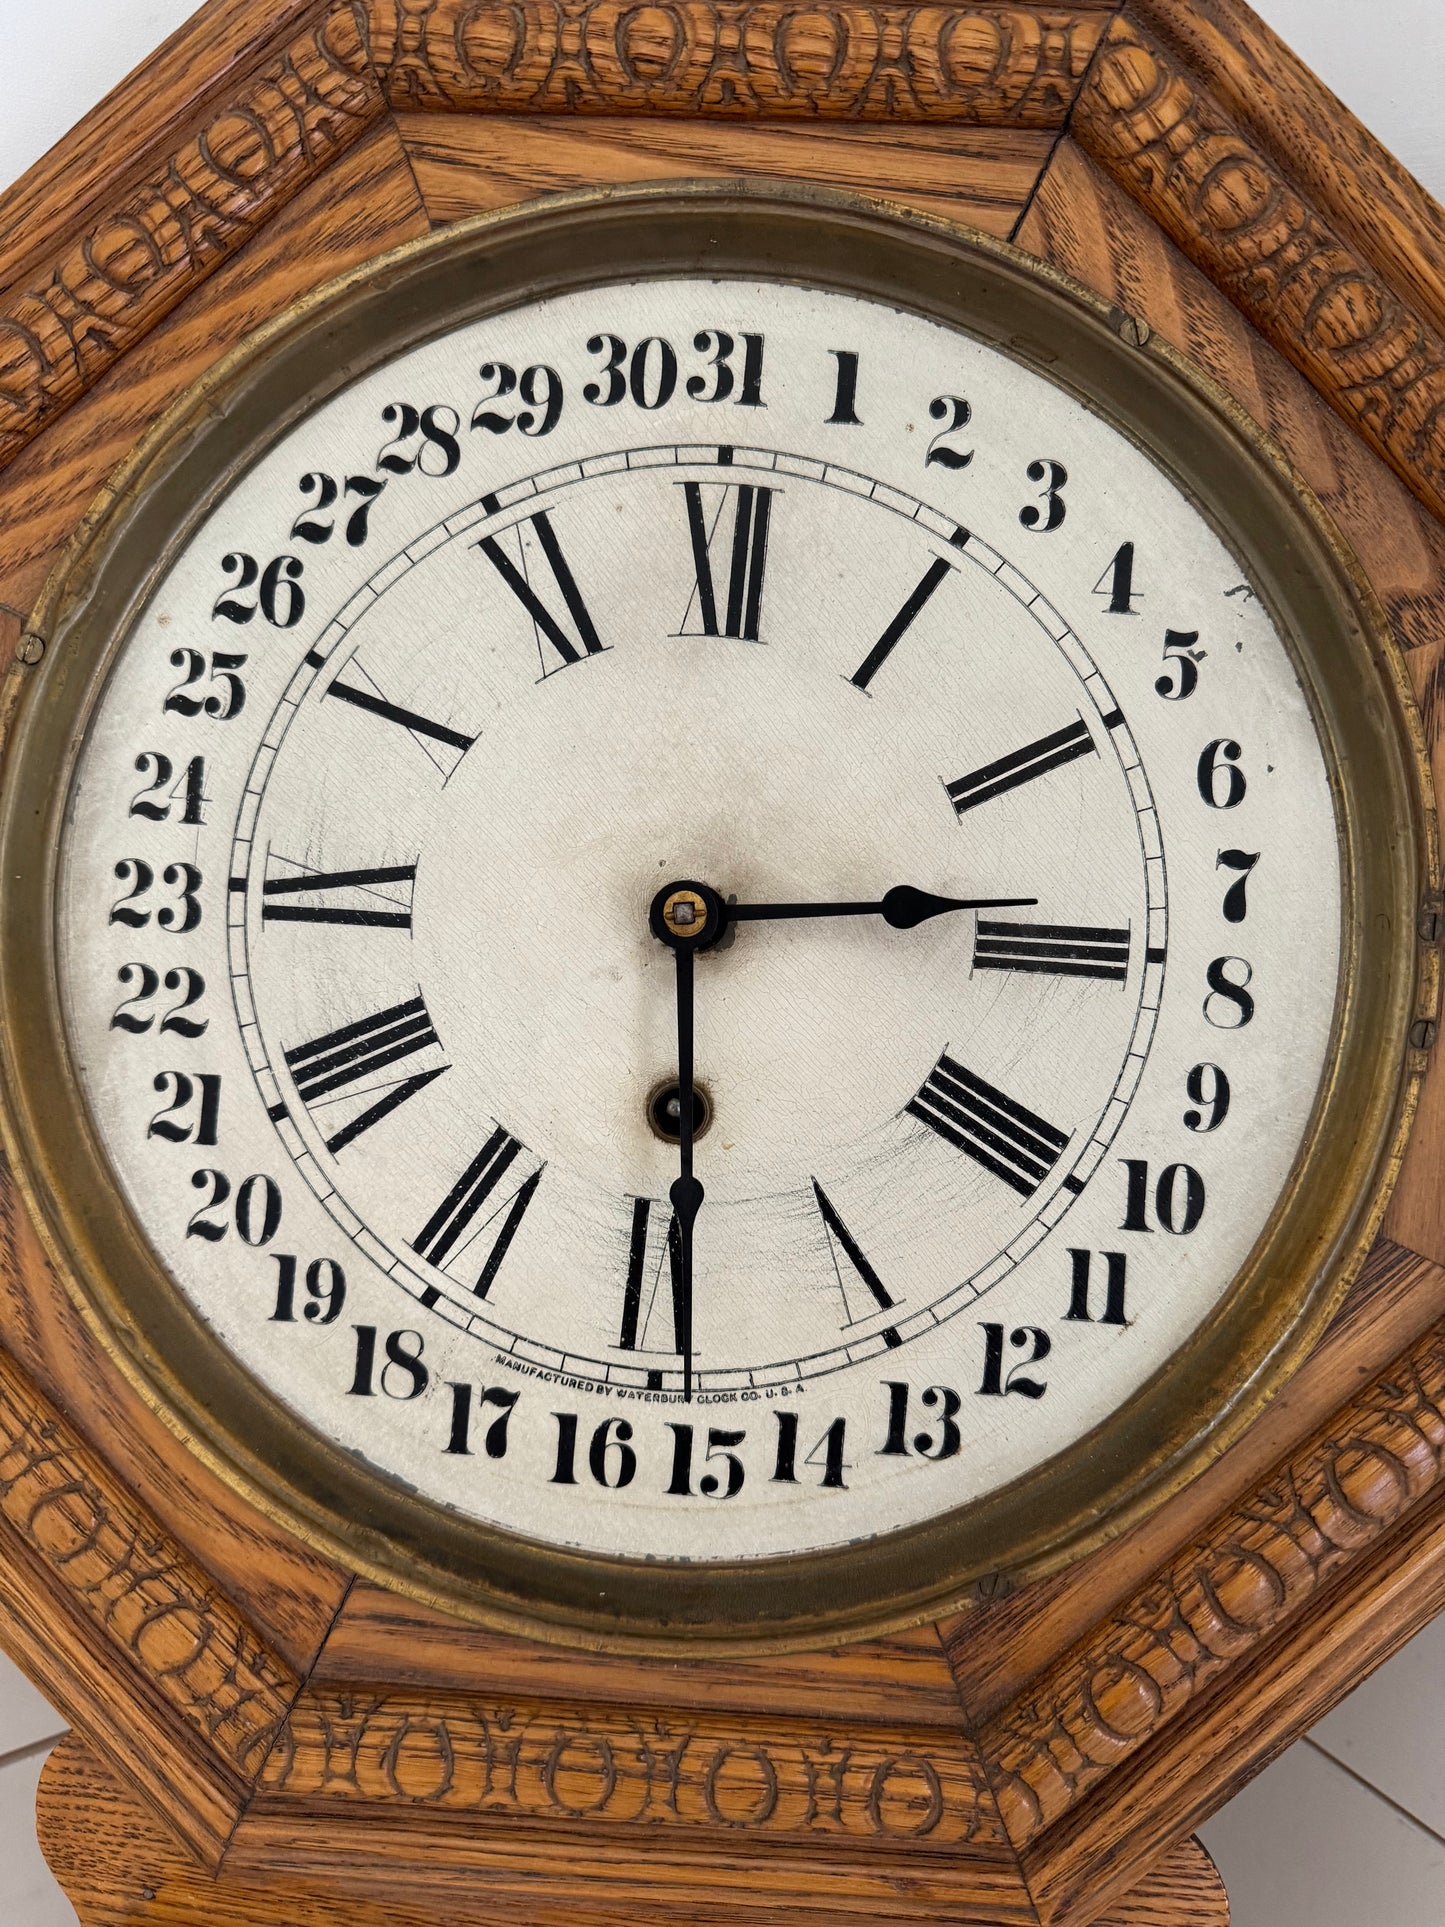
[1,4,1443,1924]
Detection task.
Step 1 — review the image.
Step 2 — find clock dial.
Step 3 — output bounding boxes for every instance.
[18,189,1414,1638]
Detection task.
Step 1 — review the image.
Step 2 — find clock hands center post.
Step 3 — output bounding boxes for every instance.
[649,882,725,1404]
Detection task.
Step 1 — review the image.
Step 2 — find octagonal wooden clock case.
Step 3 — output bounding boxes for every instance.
[1,2,1444,1922]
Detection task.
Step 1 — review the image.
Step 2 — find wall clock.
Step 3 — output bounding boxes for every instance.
[3,183,1423,1645]
[1,5,1443,1924]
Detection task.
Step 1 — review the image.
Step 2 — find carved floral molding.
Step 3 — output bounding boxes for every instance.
[262,1687,1002,1843]
[1071,14,1445,527]
[980,1283,1445,1842]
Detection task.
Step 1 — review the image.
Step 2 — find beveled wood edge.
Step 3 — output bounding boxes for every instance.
[2,0,1444,530]
[1133,0,1445,340]
[34,1728,1227,1925]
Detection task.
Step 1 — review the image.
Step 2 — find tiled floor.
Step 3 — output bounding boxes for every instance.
[4,1612,1445,1922]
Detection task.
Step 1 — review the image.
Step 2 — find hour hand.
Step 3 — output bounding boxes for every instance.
[728,885,1037,929]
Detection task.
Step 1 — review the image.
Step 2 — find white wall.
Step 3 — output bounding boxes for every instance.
[1,5,1443,1923]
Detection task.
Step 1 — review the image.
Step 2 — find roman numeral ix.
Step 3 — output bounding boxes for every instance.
[283,995,445,1154]
[413,1126,542,1298]
[478,508,603,669]
[681,478,774,641]
[974,919,1131,983]
[907,1053,1069,1198]
[946,716,1096,815]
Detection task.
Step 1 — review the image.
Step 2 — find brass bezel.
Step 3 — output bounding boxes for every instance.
[0,182,1434,1652]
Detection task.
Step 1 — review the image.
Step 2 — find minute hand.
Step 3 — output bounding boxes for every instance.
[727,886,1037,930]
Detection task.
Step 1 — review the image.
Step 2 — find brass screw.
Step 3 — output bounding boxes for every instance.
[16,633,45,666]
[1410,1018,1438,1051]
[662,887,709,938]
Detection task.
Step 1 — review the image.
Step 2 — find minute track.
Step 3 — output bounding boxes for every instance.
[230,441,1164,1397]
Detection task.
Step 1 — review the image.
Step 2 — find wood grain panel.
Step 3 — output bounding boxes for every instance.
[976,1296,1445,1862]
[317,1588,970,1724]
[0,0,333,279]
[1094,1836,1227,1926]
[1018,1478,1445,1925]
[0,5,382,470]
[942,1239,1445,1723]
[397,111,1055,236]
[0,1161,348,1681]
[1134,0,1445,342]
[39,1733,1228,1927]
[0,1342,297,1864]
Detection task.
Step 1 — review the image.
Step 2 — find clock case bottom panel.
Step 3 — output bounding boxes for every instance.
[0,0,1442,1922]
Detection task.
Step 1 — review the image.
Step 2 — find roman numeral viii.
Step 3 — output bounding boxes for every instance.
[413,1126,542,1298]
[680,479,774,641]
[907,1053,1068,1197]
[283,995,445,1154]
[974,919,1131,983]
[946,716,1096,815]
[477,508,603,669]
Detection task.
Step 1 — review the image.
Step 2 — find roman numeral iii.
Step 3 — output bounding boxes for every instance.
[680,478,774,641]
[907,1053,1069,1197]
[973,919,1131,982]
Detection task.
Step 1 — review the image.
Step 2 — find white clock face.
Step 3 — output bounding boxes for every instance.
[57,273,1340,1563]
